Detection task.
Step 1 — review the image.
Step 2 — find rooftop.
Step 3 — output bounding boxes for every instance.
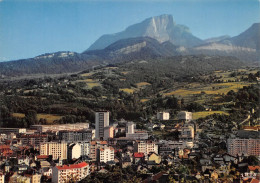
[56,162,88,170]
[134,152,144,158]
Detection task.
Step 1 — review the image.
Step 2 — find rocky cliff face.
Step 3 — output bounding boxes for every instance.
[87,14,203,51]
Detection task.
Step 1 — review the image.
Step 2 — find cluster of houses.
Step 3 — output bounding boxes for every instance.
[0,111,259,182]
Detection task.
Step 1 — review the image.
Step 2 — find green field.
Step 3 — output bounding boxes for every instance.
[12,113,63,124]
[192,111,229,120]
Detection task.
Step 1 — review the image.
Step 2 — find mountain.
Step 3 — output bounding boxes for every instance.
[204,35,230,43]
[0,51,104,77]
[83,37,179,59]
[0,38,180,77]
[0,20,257,77]
[191,23,260,62]
[223,23,260,50]
[87,14,203,50]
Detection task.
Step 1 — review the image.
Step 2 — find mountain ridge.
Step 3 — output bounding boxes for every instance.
[87,14,203,51]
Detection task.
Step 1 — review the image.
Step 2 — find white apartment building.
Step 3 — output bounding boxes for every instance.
[95,111,110,139]
[40,142,67,160]
[97,146,114,163]
[134,140,158,158]
[52,162,89,183]
[157,112,170,121]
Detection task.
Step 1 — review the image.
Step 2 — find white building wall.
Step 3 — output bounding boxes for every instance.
[157,112,170,120]
[99,147,114,163]
[71,143,81,159]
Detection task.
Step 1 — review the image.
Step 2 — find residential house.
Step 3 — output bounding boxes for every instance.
[148,152,162,164]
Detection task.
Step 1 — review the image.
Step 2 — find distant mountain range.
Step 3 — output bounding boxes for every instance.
[87,14,203,50]
[0,14,259,77]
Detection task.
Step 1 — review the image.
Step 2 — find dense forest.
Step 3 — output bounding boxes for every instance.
[0,57,258,128]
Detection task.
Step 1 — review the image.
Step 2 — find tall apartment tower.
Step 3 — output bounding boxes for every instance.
[95,111,109,139]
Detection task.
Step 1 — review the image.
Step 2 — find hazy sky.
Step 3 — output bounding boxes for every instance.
[0,0,259,61]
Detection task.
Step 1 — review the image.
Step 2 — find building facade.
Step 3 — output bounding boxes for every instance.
[227,138,260,156]
[104,126,114,140]
[97,146,114,163]
[134,140,158,158]
[179,126,195,140]
[177,111,192,122]
[68,143,81,160]
[95,111,109,139]
[19,134,48,149]
[58,129,95,142]
[40,142,68,160]
[90,141,108,161]
[31,123,89,133]
[157,112,170,121]
[52,162,89,183]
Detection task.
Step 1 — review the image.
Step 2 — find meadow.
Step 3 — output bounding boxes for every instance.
[12,113,63,124]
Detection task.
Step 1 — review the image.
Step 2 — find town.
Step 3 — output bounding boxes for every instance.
[0,109,259,183]
[0,2,260,182]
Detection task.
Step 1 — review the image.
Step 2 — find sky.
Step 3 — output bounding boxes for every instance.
[0,0,259,62]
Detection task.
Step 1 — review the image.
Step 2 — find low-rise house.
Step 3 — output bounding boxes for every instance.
[36,155,51,161]
[9,174,31,183]
[133,152,145,164]
[213,154,225,165]
[18,155,30,166]
[15,164,29,174]
[40,161,51,168]
[222,153,238,164]
[122,156,132,168]
[24,174,42,183]
[39,167,53,177]
[148,152,161,164]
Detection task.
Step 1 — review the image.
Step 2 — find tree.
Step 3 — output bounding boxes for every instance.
[25,110,37,125]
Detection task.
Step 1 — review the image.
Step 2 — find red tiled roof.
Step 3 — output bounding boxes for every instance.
[2,149,13,156]
[250,179,259,183]
[134,152,144,158]
[90,141,96,145]
[56,162,88,170]
[0,145,10,149]
[37,155,49,159]
[248,166,260,171]
[100,141,108,145]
